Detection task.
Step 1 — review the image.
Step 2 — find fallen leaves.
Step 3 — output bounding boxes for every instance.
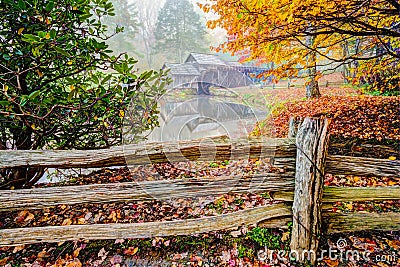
[324,258,339,267]
[330,200,400,213]
[52,257,82,267]
[0,191,279,231]
[73,247,81,258]
[0,92,398,266]
[123,247,138,256]
[0,257,9,266]
[62,218,72,226]
[12,245,25,254]
[97,247,108,261]
[1,229,399,267]
[37,249,50,261]
[256,95,399,142]
[14,210,35,226]
[324,174,399,188]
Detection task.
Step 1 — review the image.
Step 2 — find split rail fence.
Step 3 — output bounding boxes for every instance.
[0,117,399,264]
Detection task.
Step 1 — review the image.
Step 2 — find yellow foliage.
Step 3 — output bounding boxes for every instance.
[201,0,399,83]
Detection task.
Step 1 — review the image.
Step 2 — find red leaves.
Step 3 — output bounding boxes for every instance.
[14,210,35,226]
[267,95,399,141]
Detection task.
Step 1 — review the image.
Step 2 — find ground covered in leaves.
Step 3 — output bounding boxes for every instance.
[1,88,399,267]
[254,94,399,142]
[1,161,399,267]
[0,218,399,267]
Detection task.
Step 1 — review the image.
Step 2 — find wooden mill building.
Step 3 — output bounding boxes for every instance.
[163,53,266,94]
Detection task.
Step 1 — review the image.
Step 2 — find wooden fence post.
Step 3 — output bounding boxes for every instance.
[288,117,304,138]
[290,117,329,264]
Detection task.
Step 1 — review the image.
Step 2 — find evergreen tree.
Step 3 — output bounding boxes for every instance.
[154,0,208,63]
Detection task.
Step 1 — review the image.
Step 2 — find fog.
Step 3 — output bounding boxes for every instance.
[105,0,227,70]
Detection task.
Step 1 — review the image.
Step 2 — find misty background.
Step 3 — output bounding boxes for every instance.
[104,0,228,70]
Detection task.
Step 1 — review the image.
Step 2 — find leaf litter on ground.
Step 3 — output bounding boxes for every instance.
[1,90,399,267]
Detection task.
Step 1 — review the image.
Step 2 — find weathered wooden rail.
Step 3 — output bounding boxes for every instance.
[1,139,398,177]
[1,204,398,247]
[0,137,295,169]
[0,117,399,265]
[1,177,399,212]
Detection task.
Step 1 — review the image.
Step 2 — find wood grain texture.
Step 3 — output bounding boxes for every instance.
[287,117,304,138]
[263,155,400,177]
[0,138,296,169]
[0,173,295,211]
[326,155,400,177]
[324,212,400,233]
[1,139,398,177]
[2,179,398,212]
[290,118,329,264]
[1,207,398,246]
[323,186,400,202]
[273,186,400,202]
[0,204,292,246]
[266,155,399,179]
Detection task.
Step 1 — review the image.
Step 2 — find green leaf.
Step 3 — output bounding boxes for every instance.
[22,34,40,43]
[28,90,40,100]
[18,0,26,10]
[116,26,124,33]
[92,74,99,84]
[50,29,57,39]
[37,31,46,38]
[54,46,70,57]
[114,64,124,74]
[67,91,74,101]
[2,54,10,60]
[20,95,28,106]
[31,47,40,57]
[101,74,112,85]
[0,100,10,106]
[45,1,54,12]
[140,71,153,80]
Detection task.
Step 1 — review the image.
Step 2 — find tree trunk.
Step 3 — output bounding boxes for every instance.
[305,34,321,98]
[341,41,351,83]
[1,124,44,189]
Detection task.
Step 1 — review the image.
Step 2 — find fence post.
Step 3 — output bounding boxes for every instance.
[288,117,304,138]
[290,117,330,264]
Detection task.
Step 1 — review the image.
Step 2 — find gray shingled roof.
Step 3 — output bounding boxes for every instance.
[186,53,227,66]
[164,63,200,76]
[226,61,242,67]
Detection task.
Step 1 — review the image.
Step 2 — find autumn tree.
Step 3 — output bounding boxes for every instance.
[154,0,208,63]
[0,0,169,188]
[201,0,399,97]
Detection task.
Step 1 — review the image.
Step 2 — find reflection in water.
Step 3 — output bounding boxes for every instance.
[134,94,271,199]
[148,95,267,142]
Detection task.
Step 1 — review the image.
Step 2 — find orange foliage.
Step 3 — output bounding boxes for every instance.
[257,96,399,141]
[200,0,400,90]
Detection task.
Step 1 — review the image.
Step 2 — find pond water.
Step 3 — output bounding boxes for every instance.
[146,94,268,142]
